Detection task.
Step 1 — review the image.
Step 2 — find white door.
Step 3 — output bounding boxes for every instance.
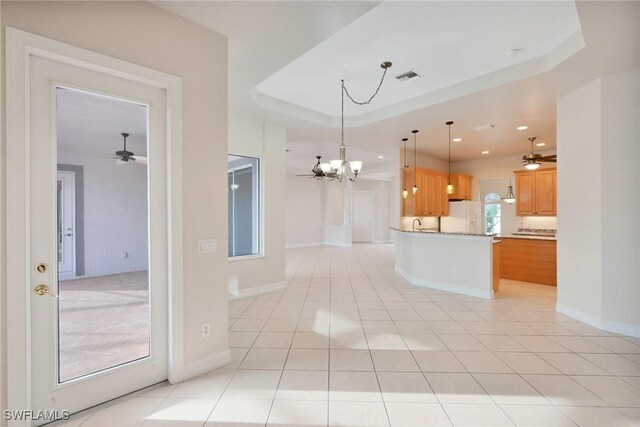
[57,171,76,279]
[352,191,374,243]
[29,55,168,421]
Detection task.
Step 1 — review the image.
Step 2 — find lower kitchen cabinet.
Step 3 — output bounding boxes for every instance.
[499,238,557,286]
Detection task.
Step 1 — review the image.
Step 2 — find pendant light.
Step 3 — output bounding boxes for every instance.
[319,61,392,181]
[412,130,419,194]
[523,137,541,170]
[446,121,455,194]
[502,178,516,204]
[402,137,409,199]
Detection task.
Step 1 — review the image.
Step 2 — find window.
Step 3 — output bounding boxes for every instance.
[228,155,260,257]
[485,192,502,235]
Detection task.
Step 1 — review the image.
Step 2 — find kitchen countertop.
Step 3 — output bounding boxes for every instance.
[500,234,557,241]
[390,227,496,238]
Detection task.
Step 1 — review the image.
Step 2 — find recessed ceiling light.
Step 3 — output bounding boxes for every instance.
[536,142,546,147]
[377,155,384,159]
[453,138,462,142]
[516,125,528,131]
[481,150,490,155]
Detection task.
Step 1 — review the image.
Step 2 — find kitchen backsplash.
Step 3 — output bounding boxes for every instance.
[400,216,439,230]
[518,216,558,230]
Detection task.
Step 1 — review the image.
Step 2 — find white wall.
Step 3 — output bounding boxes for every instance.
[286,171,325,247]
[58,152,149,277]
[1,0,230,397]
[452,152,558,235]
[228,114,287,296]
[557,70,640,336]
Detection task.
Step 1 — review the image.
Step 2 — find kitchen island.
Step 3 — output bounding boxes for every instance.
[391,228,500,299]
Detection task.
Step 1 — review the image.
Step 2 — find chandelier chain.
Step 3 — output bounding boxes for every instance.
[341,65,390,106]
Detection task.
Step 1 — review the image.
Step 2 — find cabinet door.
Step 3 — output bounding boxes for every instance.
[437,175,448,216]
[460,175,472,200]
[515,172,535,215]
[535,169,556,215]
[423,173,436,216]
[402,169,417,216]
[418,171,427,215]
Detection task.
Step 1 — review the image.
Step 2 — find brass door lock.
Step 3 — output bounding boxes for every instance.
[34,284,58,298]
[35,263,48,273]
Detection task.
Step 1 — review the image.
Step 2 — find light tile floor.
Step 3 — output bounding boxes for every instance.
[60,244,640,426]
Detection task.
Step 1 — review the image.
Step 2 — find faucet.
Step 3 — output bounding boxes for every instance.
[412,218,422,232]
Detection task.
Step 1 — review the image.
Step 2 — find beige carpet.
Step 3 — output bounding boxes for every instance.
[58,270,150,382]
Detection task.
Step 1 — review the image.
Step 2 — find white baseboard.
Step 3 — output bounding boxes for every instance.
[169,349,230,384]
[228,281,287,300]
[286,242,324,249]
[325,242,352,247]
[556,303,640,338]
[373,240,392,244]
[396,266,493,300]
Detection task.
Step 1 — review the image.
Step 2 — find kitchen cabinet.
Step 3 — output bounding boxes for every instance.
[448,173,472,201]
[514,168,556,216]
[402,168,449,217]
[499,238,557,285]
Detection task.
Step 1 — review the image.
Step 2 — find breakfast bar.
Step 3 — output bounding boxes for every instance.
[391,228,500,299]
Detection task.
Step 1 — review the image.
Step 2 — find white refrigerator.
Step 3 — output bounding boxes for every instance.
[441,200,480,233]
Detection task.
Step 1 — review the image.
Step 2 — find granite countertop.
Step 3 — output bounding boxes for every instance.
[390,227,496,238]
[500,234,557,241]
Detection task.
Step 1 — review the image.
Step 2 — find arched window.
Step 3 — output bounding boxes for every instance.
[485,192,502,235]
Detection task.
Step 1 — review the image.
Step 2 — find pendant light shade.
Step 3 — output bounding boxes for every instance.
[446,121,455,195]
[412,130,419,194]
[502,178,516,204]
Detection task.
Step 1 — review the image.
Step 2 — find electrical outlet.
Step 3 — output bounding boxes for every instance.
[197,239,217,254]
[201,323,210,338]
[451,267,457,276]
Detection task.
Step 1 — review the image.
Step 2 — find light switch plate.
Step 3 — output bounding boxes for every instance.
[197,239,217,254]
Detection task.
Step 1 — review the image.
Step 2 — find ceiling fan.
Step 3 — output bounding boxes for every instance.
[522,137,556,170]
[90,132,147,165]
[295,156,336,179]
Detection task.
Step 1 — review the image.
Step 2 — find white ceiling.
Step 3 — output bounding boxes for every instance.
[155,1,639,167]
[57,88,148,158]
[255,1,581,120]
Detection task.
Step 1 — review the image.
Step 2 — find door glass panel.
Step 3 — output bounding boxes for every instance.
[56,87,150,383]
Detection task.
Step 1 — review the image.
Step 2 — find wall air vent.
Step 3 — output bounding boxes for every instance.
[395,70,421,81]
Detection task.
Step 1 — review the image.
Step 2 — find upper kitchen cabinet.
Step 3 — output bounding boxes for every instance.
[402,168,449,217]
[448,173,472,200]
[514,168,556,216]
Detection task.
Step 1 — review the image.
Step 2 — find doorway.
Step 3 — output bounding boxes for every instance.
[352,191,374,243]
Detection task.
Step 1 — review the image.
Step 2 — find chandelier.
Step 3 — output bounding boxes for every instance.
[320,61,392,181]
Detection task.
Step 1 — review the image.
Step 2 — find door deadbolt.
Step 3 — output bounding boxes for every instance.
[35,263,48,273]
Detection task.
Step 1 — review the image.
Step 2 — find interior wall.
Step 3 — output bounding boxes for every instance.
[557,70,640,336]
[599,68,640,331]
[57,153,148,277]
[285,172,325,248]
[1,0,229,396]
[228,114,286,297]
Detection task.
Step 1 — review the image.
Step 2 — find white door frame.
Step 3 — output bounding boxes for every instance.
[5,27,184,419]
[351,190,375,243]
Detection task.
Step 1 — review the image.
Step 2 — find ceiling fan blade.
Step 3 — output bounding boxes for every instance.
[86,155,119,160]
[131,155,148,164]
[295,174,316,177]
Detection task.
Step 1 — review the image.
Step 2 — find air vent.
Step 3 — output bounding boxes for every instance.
[473,124,495,132]
[395,70,421,81]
